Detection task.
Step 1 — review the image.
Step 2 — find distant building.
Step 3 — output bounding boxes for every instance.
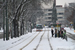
[43,8,53,25]
[36,5,65,26]
[56,5,65,25]
[69,3,75,7]
[36,8,53,26]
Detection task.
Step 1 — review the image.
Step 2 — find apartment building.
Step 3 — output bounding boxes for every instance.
[43,8,53,25]
[56,5,65,25]
[36,5,65,26]
[36,8,53,26]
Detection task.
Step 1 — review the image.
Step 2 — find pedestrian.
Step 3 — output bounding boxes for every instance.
[60,29,63,38]
[63,29,67,41]
[51,28,54,37]
[55,29,57,38]
[63,30,66,39]
[58,30,60,37]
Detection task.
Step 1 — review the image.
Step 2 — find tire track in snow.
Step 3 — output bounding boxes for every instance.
[35,28,51,50]
[20,32,40,50]
[7,32,37,50]
[48,29,53,50]
[34,30,45,50]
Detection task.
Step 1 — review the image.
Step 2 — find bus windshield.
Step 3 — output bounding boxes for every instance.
[36,24,43,29]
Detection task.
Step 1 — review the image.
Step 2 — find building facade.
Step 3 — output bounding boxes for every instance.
[36,5,65,26]
[36,8,53,26]
[56,5,65,25]
[43,8,53,25]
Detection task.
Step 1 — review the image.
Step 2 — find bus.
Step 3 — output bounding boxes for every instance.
[36,24,43,31]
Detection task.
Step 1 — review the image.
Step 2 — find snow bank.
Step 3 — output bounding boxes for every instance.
[50,37,75,50]
[64,27,75,34]
[0,29,3,34]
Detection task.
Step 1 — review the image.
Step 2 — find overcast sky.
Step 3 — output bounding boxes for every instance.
[56,0,75,7]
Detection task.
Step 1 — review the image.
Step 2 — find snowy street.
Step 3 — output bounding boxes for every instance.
[0,0,75,50]
[0,28,75,50]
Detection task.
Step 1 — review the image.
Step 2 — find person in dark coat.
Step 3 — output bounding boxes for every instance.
[51,29,54,37]
[58,30,60,37]
[60,30,63,38]
[55,29,57,38]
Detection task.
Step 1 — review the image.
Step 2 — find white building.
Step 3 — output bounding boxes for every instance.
[56,5,65,25]
[43,8,53,26]
[36,5,65,26]
[36,1,53,26]
[36,8,53,26]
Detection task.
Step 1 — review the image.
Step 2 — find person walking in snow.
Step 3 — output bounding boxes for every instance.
[63,29,67,41]
[63,29,66,39]
[51,28,54,37]
[60,29,63,38]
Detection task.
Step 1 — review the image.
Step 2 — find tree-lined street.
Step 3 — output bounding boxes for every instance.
[0,0,75,50]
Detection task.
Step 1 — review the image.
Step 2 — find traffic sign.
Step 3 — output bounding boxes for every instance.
[56,21,59,24]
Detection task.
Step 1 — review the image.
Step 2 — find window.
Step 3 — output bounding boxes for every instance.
[45,17,47,19]
[48,13,52,15]
[48,9,52,11]
[44,14,48,16]
[58,17,63,19]
[58,13,63,15]
[47,21,52,23]
[36,24,43,29]
[48,17,52,19]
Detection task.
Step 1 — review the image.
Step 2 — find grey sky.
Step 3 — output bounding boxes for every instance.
[56,0,75,6]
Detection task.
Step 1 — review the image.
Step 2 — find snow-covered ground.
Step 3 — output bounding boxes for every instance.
[0,28,3,34]
[0,28,75,50]
[49,28,75,50]
[64,27,75,35]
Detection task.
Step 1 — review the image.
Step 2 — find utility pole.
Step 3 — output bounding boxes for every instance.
[52,0,57,24]
[6,0,9,40]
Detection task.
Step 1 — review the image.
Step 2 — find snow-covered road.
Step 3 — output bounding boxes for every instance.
[36,28,51,50]
[0,28,75,50]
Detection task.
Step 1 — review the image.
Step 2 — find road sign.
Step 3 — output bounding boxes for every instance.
[56,21,59,24]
